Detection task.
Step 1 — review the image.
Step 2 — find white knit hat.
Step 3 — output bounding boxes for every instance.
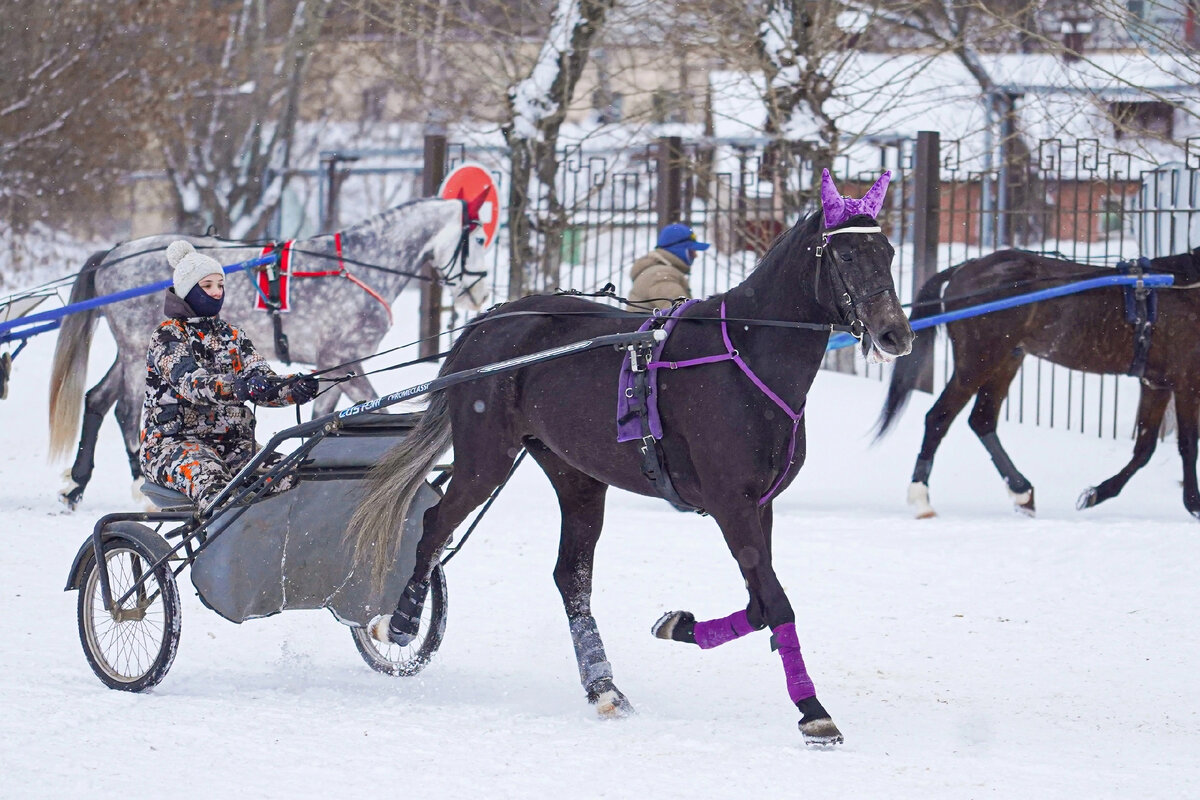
[166,240,223,297]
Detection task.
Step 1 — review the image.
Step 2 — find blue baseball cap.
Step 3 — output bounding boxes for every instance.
[656,223,710,265]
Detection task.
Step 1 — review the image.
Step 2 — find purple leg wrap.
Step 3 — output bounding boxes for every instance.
[693,609,757,649]
[772,622,816,703]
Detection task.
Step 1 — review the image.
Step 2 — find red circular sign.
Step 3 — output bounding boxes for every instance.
[439,163,500,248]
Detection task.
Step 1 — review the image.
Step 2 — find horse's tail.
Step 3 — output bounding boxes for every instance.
[349,388,455,587]
[48,249,110,461]
[875,266,958,439]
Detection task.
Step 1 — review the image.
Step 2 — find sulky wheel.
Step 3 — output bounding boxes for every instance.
[77,538,181,692]
[352,563,447,677]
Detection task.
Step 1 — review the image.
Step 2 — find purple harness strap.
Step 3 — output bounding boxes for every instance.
[616,300,805,506]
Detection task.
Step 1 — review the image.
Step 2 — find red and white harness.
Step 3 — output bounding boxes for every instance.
[257,233,393,325]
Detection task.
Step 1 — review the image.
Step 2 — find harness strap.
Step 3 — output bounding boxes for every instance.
[286,232,394,326]
[646,300,805,506]
[260,241,292,364]
[1120,256,1157,378]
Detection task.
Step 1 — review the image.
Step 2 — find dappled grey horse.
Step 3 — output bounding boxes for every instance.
[49,196,490,509]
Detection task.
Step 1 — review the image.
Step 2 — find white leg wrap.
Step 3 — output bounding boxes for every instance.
[907,482,937,519]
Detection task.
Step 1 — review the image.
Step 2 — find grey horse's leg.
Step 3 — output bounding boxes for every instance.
[61,361,121,509]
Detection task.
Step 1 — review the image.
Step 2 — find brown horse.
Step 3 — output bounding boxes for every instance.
[877,247,1200,519]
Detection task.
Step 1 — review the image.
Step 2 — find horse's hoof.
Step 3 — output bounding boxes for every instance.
[367,615,393,644]
[1010,487,1035,517]
[795,695,842,745]
[369,614,416,646]
[799,717,844,747]
[1076,487,1098,510]
[58,488,81,511]
[651,610,696,643]
[587,679,634,718]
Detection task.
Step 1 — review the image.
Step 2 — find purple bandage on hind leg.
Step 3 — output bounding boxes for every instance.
[772,622,816,703]
[693,609,756,649]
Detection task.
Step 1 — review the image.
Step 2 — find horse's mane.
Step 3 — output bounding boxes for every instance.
[1149,246,1200,283]
[751,209,823,274]
[752,209,879,274]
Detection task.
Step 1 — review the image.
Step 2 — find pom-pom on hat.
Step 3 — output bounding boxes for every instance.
[167,240,224,298]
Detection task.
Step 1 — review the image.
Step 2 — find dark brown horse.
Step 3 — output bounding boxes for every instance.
[348,172,914,745]
[877,247,1200,519]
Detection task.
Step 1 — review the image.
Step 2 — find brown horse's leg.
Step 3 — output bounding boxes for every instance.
[909,371,978,518]
[657,497,842,746]
[1078,385,1170,510]
[523,441,632,717]
[965,354,1034,514]
[1174,390,1200,518]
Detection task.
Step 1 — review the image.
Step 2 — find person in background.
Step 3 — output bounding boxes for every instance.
[139,240,319,510]
[626,222,710,311]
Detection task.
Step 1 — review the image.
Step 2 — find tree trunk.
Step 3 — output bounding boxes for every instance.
[502,0,614,299]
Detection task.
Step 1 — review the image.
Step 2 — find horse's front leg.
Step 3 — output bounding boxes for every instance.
[1175,390,1200,518]
[653,499,842,745]
[1078,384,1170,510]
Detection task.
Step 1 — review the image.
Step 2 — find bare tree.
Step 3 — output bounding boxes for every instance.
[0,1,149,267]
[140,0,333,238]
[502,0,616,297]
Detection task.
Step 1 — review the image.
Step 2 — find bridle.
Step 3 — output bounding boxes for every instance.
[813,223,892,341]
[427,199,490,306]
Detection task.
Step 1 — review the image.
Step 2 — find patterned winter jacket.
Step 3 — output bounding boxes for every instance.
[139,291,301,452]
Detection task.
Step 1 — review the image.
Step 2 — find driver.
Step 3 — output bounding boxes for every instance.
[138,240,319,509]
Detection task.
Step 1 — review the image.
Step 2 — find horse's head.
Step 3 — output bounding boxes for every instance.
[429,195,491,312]
[814,170,913,363]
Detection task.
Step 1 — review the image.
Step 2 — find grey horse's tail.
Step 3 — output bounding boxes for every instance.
[48,250,110,460]
[349,389,454,587]
[874,266,958,439]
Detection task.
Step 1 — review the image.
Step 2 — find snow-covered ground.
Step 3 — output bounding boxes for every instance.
[1,289,1197,798]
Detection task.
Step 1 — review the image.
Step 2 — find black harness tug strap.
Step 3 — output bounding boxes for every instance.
[624,311,704,514]
[1119,257,1157,378]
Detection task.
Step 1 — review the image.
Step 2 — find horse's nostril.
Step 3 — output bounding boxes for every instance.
[877,328,913,355]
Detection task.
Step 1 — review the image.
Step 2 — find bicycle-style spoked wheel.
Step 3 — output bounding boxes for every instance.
[77,539,181,691]
[352,563,447,676]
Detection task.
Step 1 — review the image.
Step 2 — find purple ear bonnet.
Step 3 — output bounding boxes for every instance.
[820,169,892,228]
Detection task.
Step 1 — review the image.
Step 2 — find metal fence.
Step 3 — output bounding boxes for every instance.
[292,133,1200,441]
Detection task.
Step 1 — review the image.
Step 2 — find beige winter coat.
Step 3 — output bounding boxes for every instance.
[626,249,692,311]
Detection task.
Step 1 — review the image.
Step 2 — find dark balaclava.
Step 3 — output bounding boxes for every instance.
[184,284,224,317]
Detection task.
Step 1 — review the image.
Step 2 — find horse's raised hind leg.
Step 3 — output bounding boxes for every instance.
[1173,390,1200,519]
[909,371,978,519]
[523,441,632,717]
[60,361,122,510]
[1078,385,1170,510]
[656,497,842,746]
[966,355,1033,515]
